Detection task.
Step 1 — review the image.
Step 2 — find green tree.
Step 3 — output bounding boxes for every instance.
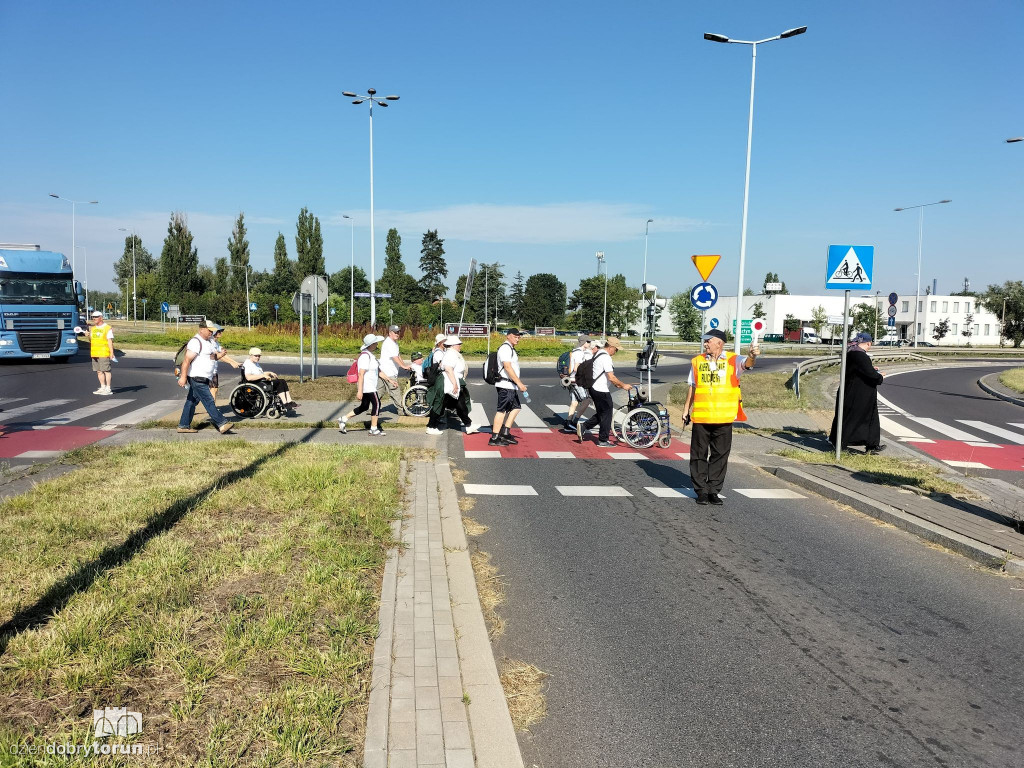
[751,301,767,319]
[810,304,828,336]
[418,230,448,300]
[507,271,525,326]
[980,280,1024,347]
[454,262,506,323]
[852,301,882,336]
[295,207,324,279]
[763,272,789,294]
[380,228,408,305]
[267,233,297,296]
[669,291,702,341]
[521,273,566,329]
[227,212,251,293]
[114,234,156,285]
[783,314,801,332]
[566,275,606,332]
[961,312,975,346]
[213,256,230,294]
[933,317,951,343]
[159,212,200,298]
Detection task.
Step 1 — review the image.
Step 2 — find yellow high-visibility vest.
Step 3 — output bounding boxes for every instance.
[90,324,112,358]
[690,352,747,424]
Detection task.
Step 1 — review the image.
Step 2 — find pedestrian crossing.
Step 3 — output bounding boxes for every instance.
[461,483,806,500]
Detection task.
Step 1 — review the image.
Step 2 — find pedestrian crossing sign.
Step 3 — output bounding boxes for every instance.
[826,245,873,290]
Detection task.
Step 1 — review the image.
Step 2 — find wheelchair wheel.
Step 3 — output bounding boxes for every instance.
[266,406,281,420]
[621,406,661,449]
[403,385,430,417]
[230,383,268,418]
[658,434,672,449]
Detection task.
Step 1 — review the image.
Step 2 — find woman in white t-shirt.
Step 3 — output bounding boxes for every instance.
[210,328,241,400]
[426,336,478,434]
[338,334,393,436]
[242,348,295,407]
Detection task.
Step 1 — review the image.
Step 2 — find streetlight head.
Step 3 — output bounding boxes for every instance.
[1007,137,1024,143]
[939,199,952,204]
[780,26,807,38]
[351,99,364,104]
[342,91,357,97]
[89,200,98,204]
[49,193,60,198]
[342,214,351,219]
[893,208,904,212]
[367,87,376,95]
[704,32,730,43]
[647,218,654,223]
[378,101,388,107]
[385,95,400,100]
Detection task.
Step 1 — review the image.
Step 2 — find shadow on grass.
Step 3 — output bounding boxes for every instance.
[0,428,326,655]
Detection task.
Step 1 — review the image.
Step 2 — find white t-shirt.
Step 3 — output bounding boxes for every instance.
[441,349,466,395]
[495,342,519,390]
[185,335,217,379]
[243,359,264,381]
[686,353,747,387]
[358,351,379,392]
[590,351,614,393]
[411,362,424,382]
[379,336,401,377]
[569,347,588,380]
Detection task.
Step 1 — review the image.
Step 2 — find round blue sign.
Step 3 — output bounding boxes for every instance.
[888,292,898,305]
[690,282,718,311]
[274,304,279,310]
[709,317,719,329]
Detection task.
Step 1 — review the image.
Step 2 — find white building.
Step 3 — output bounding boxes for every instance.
[881,293,1002,346]
[713,294,874,339]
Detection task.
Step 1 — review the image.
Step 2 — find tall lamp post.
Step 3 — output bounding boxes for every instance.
[597,251,608,339]
[642,218,654,286]
[117,227,138,323]
[49,194,98,289]
[342,88,400,326]
[894,199,951,348]
[704,25,807,355]
[342,214,355,327]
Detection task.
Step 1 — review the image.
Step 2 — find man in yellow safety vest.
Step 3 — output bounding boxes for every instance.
[88,310,116,396]
[682,328,759,505]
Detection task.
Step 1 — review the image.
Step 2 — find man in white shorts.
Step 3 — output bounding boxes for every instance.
[378,324,411,413]
[489,328,528,447]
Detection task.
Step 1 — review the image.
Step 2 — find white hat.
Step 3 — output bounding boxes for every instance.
[444,335,462,346]
[361,333,385,350]
[435,333,447,343]
[249,347,262,356]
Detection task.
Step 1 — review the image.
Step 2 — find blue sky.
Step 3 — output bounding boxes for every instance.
[1,0,1021,300]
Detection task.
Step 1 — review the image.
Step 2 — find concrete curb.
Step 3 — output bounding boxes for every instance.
[435,453,525,768]
[978,373,1024,407]
[766,465,1024,576]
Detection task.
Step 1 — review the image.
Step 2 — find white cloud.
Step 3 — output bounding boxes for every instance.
[327,202,709,244]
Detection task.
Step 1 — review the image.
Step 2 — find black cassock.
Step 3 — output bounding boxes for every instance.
[829,347,883,448]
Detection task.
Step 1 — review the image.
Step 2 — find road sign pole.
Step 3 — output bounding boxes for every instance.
[299,298,304,383]
[312,280,318,381]
[835,289,851,462]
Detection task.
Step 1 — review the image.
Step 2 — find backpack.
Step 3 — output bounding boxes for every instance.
[556,350,572,377]
[482,342,512,385]
[173,340,190,377]
[574,351,607,389]
[423,357,440,387]
[346,359,360,383]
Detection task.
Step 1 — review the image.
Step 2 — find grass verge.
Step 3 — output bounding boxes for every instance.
[998,367,1024,394]
[0,440,402,766]
[669,369,829,412]
[775,448,975,498]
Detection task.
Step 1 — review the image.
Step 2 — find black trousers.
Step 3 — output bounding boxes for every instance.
[689,422,733,495]
[582,390,614,441]
[428,393,471,429]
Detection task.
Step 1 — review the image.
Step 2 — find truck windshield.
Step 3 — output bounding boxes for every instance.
[0,273,76,305]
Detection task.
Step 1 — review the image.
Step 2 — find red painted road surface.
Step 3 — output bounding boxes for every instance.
[909,439,1024,472]
[0,426,117,458]
[462,429,688,460]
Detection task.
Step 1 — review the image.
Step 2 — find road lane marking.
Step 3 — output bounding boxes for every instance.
[556,486,632,497]
[35,399,134,427]
[14,450,63,459]
[956,421,1024,445]
[464,451,503,459]
[512,404,548,429]
[676,452,691,460]
[537,451,576,459]
[879,415,928,441]
[906,417,993,445]
[462,484,537,495]
[645,487,698,499]
[98,399,182,429]
[469,402,490,431]
[0,399,74,421]
[608,452,644,460]
[545,403,570,420]
[732,489,806,499]
[942,460,990,469]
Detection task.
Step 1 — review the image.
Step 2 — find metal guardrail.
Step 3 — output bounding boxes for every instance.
[788,352,936,399]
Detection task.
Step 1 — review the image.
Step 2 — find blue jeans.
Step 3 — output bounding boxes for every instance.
[179,379,227,429]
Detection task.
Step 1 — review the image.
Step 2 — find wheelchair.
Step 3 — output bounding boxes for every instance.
[229,371,289,420]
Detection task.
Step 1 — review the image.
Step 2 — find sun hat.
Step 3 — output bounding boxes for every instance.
[578,334,591,344]
[444,335,462,346]
[388,324,401,333]
[90,310,103,317]
[361,333,385,350]
[249,347,262,356]
[701,329,727,342]
[604,335,622,350]
[435,333,447,343]
[199,319,222,333]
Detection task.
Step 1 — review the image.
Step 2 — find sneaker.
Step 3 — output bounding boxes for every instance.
[93,388,106,395]
[502,432,519,445]
[487,435,508,447]
[369,427,386,436]
[576,421,585,442]
[176,427,197,433]
[560,423,576,434]
[695,493,709,506]
[866,444,887,455]
[218,423,233,434]
[465,424,480,435]
[595,440,614,448]
[708,493,724,506]
[426,427,443,435]
[99,388,113,396]
[337,420,347,434]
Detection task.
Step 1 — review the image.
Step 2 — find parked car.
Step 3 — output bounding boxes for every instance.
[762,333,783,343]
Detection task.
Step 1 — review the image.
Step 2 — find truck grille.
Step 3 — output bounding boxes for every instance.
[17,331,62,353]
[2,313,71,331]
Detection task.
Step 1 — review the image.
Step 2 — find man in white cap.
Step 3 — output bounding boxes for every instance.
[489,328,529,447]
[88,310,116,395]
[378,324,411,413]
[176,319,233,434]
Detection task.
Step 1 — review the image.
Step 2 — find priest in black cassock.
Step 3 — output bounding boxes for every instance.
[829,332,885,454]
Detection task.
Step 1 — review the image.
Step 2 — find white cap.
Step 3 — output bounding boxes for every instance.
[444,335,462,346]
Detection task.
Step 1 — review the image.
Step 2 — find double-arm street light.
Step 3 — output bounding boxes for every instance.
[116,227,138,323]
[49,194,98,288]
[894,199,951,348]
[342,88,400,327]
[704,25,807,355]
[642,218,654,287]
[342,214,355,327]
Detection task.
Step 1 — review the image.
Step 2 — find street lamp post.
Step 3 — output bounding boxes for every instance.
[343,88,400,327]
[342,214,355,327]
[642,219,654,287]
[49,194,98,291]
[894,199,951,348]
[704,25,807,356]
[597,251,608,338]
[227,264,252,328]
[117,228,138,323]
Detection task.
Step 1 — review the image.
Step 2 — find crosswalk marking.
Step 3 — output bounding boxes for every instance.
[943,460,990,469]
[98,399,181,429]
[907,417,994,446]
[512,404,549,429]
[537,451,575,459]
[557,486,632,497]
[15,450,63,459]
[35,399,134,428]
[879,415,929,441]
[463,484,537,495]
[609,452,644,460]
[0,398,27,406]
[957,421,1024,445]
[469,402,490,430]
[0,399,74,421]
[545,403,570,420]
[733,489,806,499]
[1012,424,1024,431]
[645,487,698,499]
[676,452,690,460]
[465,451,502,459]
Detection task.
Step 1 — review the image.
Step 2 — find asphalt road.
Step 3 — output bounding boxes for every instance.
[451,445,1024,768]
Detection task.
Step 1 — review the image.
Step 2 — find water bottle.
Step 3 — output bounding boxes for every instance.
[521,389,531,403]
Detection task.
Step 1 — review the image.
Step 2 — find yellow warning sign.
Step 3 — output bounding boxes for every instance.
[691,255,721,283]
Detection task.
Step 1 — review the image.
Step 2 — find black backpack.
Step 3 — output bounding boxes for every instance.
[423,356,440,387]
[574,351,607,389]
[482,342,512,385]
[556,350,572,377]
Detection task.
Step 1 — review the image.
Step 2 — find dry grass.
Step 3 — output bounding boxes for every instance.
[462,516,488,536]
[458,497,477,513]
[669,369,829,412]
[285,375,357,401]
[0,441,402,765]
[469,551,505,638]
[999,367,1024,394]
[499,659,549,732]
